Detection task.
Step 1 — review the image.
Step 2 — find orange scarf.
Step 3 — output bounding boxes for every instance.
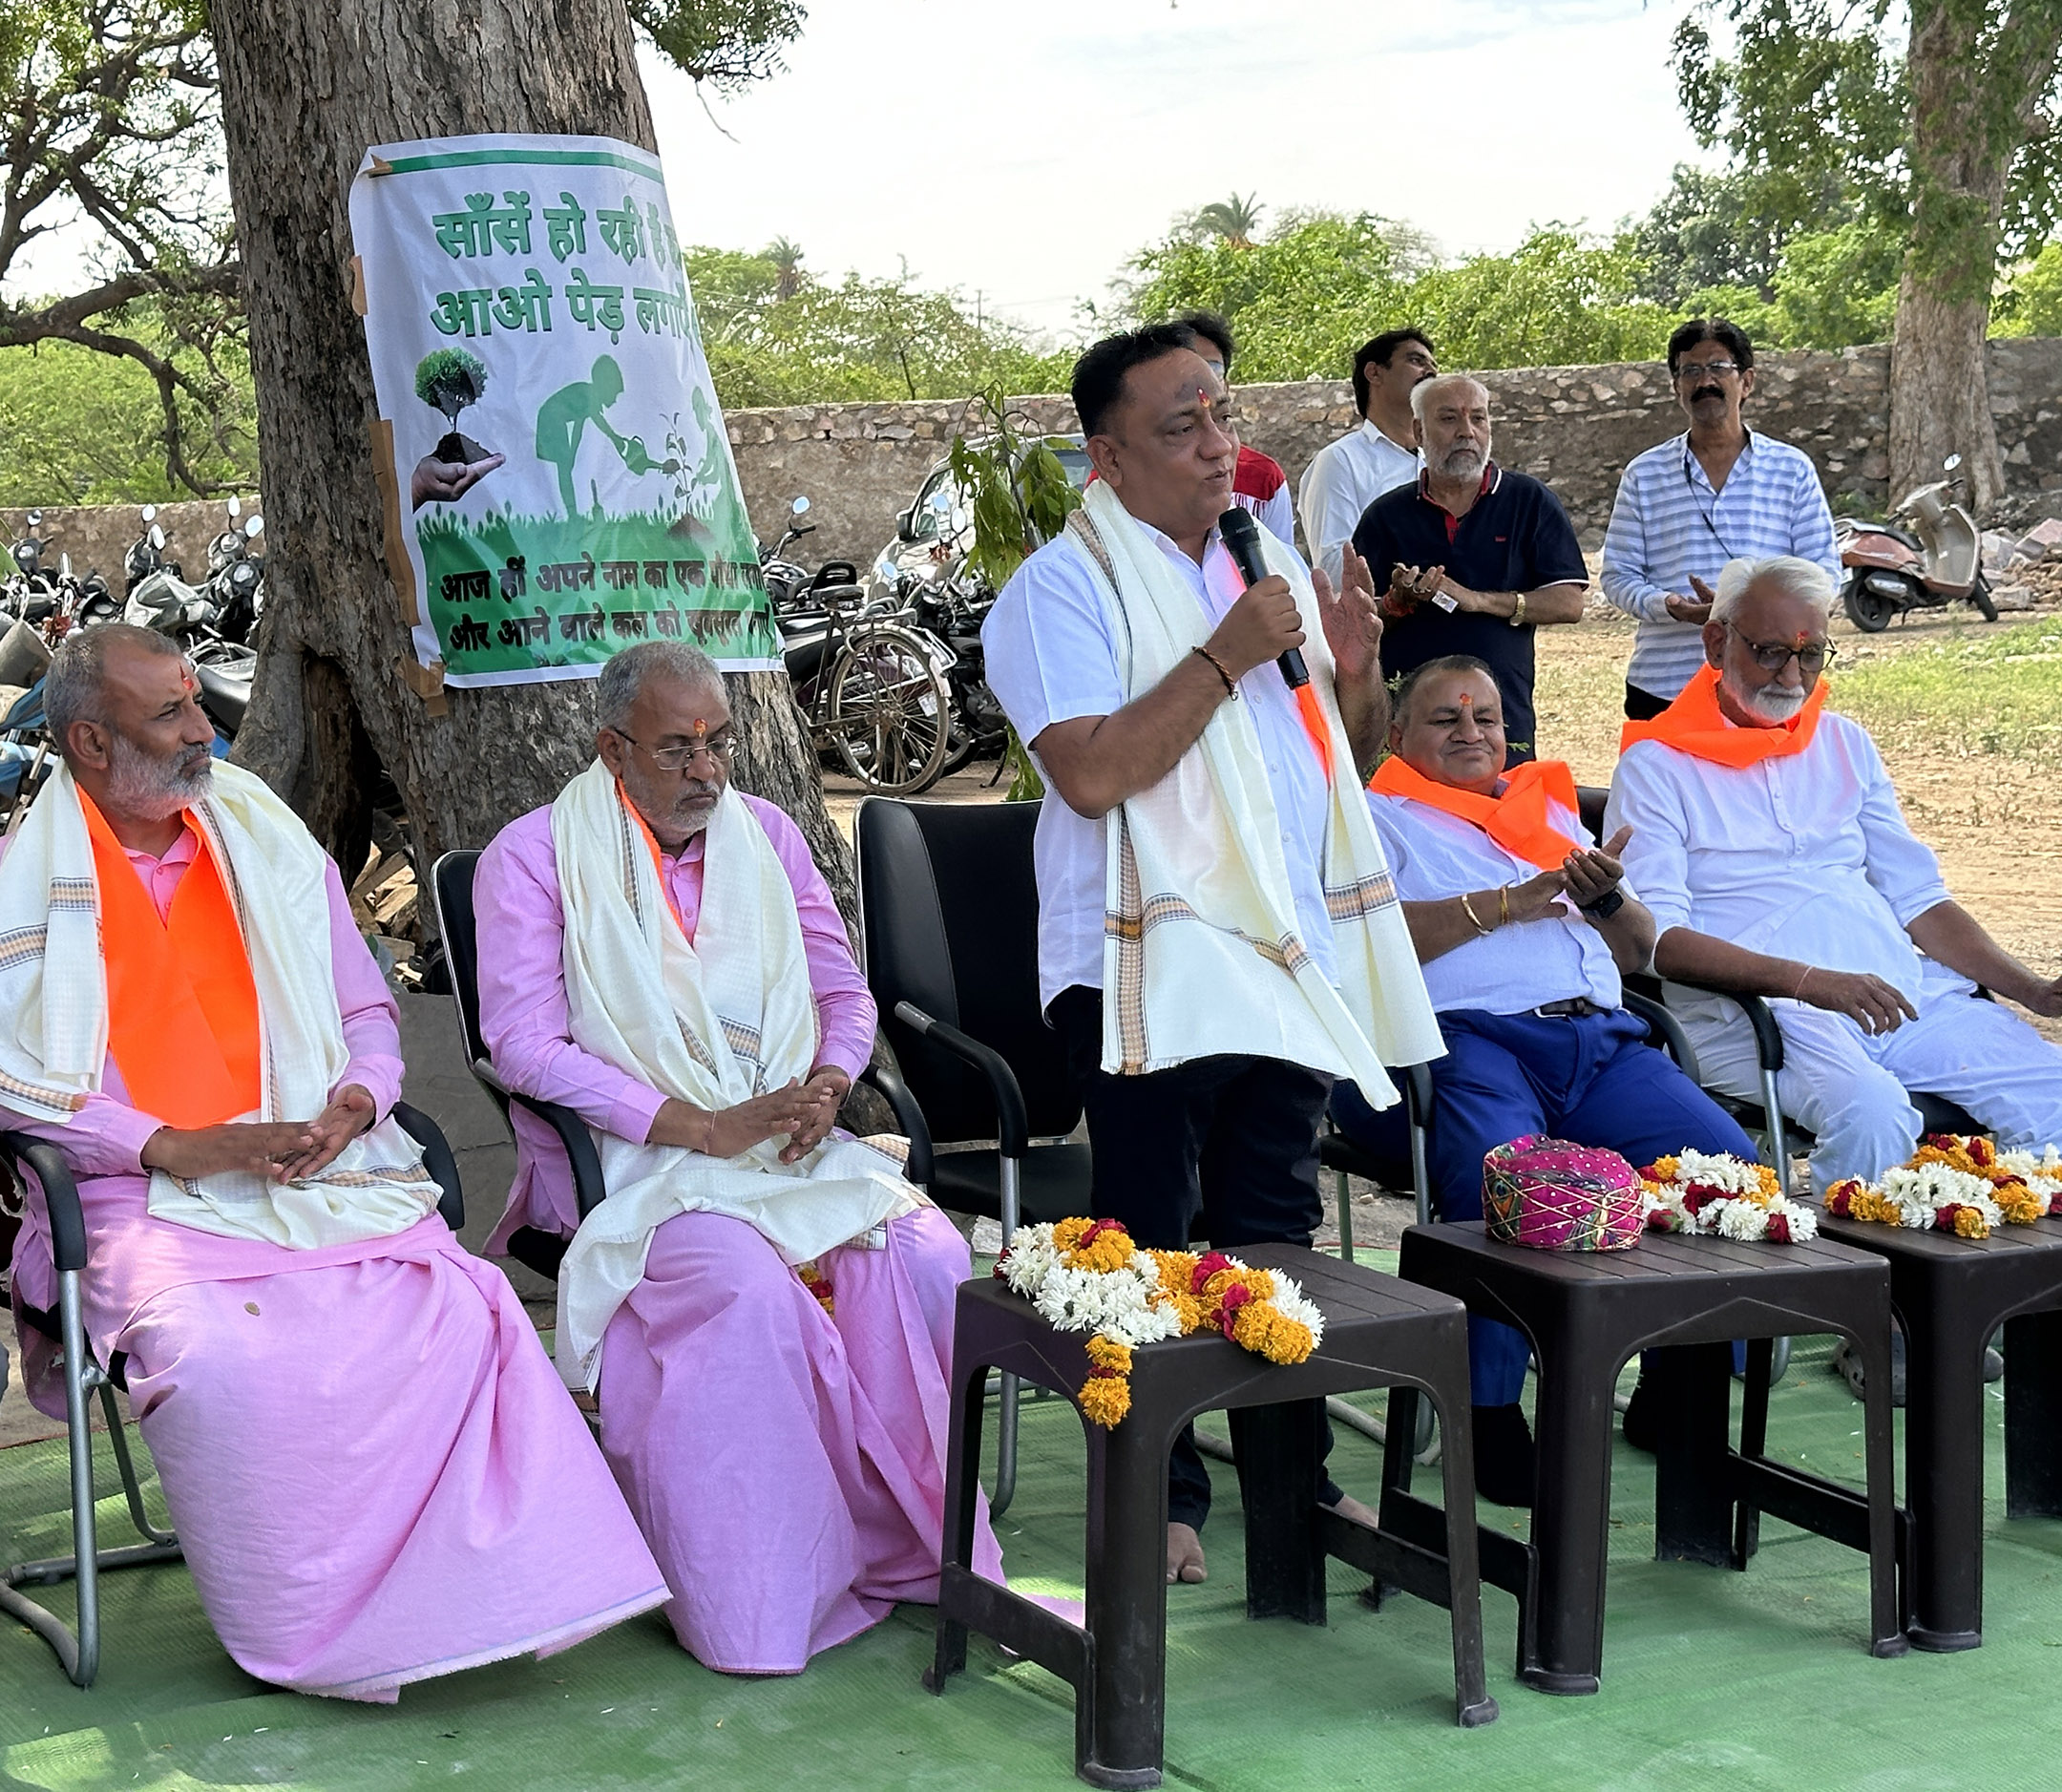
[80,791,262,1129]
[622,785,692,939]
[1292,684,1334,784]
[1619,663,1826,766]
[1367,755,1585,873]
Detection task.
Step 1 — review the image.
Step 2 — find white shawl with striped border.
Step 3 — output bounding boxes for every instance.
[548,762,915,1390]
[1067,478,1441,1099]
[0,761,440,1248]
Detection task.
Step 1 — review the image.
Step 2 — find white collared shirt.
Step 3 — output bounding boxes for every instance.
[1599,430,1840,700]
[1367,792,1624,1015]
[1606,712,1960,1023]
[981,526,1336,1010]
[1296,419,1420,586]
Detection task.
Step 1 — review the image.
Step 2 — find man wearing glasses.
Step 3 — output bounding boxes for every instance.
[1600,319,1839,720]
[1606,557,2062,1194]
[473,639,1002,1674]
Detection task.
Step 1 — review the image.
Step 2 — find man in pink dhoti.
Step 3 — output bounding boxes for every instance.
[474,639,1001,1676]
[0,625,668,1700]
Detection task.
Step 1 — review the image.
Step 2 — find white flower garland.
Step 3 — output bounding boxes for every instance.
[1638,1148,1819,1243]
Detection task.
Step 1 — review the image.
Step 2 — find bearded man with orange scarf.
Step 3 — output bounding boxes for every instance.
[1333,653,1757,1503]
[1607,557,2062,1197]
[0,626,666,1698]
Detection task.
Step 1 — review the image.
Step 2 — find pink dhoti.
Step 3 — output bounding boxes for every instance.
[11,1181,669,1701]
[595,1203,1003,1673]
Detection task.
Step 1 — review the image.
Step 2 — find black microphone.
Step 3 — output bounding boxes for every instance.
[1218,506,1309,689]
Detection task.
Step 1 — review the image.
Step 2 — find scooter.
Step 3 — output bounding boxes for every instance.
[1836,453,1996,632]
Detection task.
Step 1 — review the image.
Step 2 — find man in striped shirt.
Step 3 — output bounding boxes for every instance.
[1600,319,1839,718]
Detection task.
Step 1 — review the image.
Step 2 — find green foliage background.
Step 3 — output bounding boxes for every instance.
[5,199,2061,509]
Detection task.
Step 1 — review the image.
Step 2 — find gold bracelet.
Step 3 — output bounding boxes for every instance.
[1794,964,1813,1000]
[1459,891,1492,938]
[1508,590,1527,628]
[1499,884,1511,926]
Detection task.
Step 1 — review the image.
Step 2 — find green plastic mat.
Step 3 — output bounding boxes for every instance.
[5,1332,2062,1790]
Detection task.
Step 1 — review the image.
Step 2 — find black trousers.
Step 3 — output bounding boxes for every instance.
[1624,680,1672,721]
[1049,984,1339,1530]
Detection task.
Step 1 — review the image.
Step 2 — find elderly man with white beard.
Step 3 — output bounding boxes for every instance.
[1352,373,1589,765]
[1607,556,2062,1195]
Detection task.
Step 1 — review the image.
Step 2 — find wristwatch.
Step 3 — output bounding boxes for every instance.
[1508,590,1527,627]
[1578,888,1625,920]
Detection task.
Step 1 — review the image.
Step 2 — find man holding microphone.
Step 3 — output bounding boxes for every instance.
[983,324,1442,1586]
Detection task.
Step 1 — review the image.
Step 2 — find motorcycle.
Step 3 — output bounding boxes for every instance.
[4,511,65,625]
[886,490,1007,777]
[123,548,255,748]
[124,504,179,596]
[1836,453,1996,632]
[763,493,825,610]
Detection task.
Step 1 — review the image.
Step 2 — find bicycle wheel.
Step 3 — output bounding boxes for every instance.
[824,629,953,794]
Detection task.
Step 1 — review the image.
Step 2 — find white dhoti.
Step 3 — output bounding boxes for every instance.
[1682,959,2062,1190]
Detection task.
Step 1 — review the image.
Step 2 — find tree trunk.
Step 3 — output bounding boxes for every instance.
[1887,277,2003,513]
[1887,1,2062,515]
[208,0,851,933]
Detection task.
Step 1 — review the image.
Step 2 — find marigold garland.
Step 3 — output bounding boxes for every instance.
[1637,1149,1818,1242]
[995,1219,1326,1426]
[1824,1135,2062,1239]
[796,1262,835,1316]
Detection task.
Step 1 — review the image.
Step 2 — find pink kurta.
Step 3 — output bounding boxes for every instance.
[474,798,1002,1673]
[5,826,669,1700]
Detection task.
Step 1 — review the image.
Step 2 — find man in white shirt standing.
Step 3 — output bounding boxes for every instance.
[1608,556,2062,1193]
[983,323,1441,1587]
[1341,655,1757,1504]
[1600,320,1840,720]
[1296,328,1438,586]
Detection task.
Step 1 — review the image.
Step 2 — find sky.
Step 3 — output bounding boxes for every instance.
[641,0,1711,337]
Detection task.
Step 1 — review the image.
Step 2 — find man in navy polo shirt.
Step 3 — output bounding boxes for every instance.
[1352,374,1588,764]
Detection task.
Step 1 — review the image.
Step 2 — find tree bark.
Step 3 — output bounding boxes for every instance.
[1888,1,2062,514]
[207,0,851,929]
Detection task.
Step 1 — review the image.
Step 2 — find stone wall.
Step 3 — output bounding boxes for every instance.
[0,499,255,591]
[10,337,2058,582]
[726,336,2062,564]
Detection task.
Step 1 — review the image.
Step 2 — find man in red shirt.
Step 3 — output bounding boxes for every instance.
[1175,311,1295,544]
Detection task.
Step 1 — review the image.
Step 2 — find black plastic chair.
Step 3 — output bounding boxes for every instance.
[852,799,1091,1238]
[431,850,605,1282]
[429,848,931,1283]
[1316,1064,1437,1255]
[854,797,1100,1517]
[0,1103,461,1687]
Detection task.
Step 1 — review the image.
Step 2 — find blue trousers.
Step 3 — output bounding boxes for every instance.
[1336,1008,1757,1405]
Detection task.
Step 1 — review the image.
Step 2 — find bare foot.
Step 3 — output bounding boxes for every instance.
[1321,1490,1379,1528]
[1167,1521,1207,1584]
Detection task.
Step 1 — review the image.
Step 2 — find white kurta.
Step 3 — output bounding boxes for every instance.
[1366,793,1625,1015]
[1607,715,2062,1187]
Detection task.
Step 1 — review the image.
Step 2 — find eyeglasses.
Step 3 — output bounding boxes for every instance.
[1674,360,1744,381]
[612,729,742,771]
[1726,625,1835,677]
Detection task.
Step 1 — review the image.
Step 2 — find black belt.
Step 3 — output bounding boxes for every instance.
[1532,998,1610,1019]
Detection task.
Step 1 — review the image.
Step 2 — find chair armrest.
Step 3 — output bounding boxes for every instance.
[473,1060,610,1221]
[390,1101,465,1233]
[1627,971,1785,1074]
[1621,988,1700,1079]
[859,1061,934,1189]
[1402,1061,1435,1129]
[892,1001,1029,1157]
[0,1132,83,1273]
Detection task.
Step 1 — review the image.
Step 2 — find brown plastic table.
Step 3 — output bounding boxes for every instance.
[1380,1222,1907,1693]
[924,1244,1498,1789]
[1816,1212,2062,1650]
